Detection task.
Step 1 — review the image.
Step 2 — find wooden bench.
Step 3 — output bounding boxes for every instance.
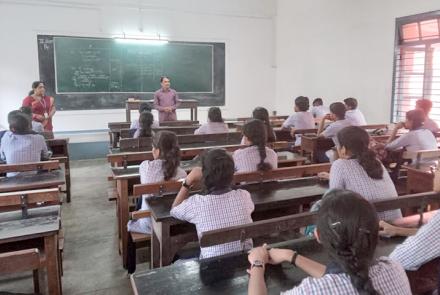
[108,141,292,168]
[118,132,243,152]
[200,191,440,248]
[126,99,199,121]
[0,160,60,174]
[130,164,330,268]
[119,126,201,139]
[46,138,72,203]
[0,248,41,294]
[401,149,440,194]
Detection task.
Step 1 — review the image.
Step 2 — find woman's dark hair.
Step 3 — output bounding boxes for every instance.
[295,96,310,112]
[252,107,276,142]
[152,131,181,181]
[139,102,152,114]
[160,76,170,82]
[317,189,379,295]
[337,126,383,180]
[207,107,224,123]
[243,119,271,171]
[138,111,154,138]
[313,98,323,106]
[330,102,346,119]
[8,111,31,134]
[344,97,358,109]
[29,81,44,96]
[19,106,32,116]
[416,99,432,115]
[201,149,235,193]
[406,109,425,130]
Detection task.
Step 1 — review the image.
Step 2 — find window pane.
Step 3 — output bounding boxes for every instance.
[402,22,420,42]
[420,19,439,40]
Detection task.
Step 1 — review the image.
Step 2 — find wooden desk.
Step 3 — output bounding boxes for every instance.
[300,136,334,163]
[119,126,201,139]
[131,236,403,295]
[112,153,306,268]
[0,206,62,294]
[126,99,198,122]
[47,138,72,203]
[147,177,328,267]
[0,170,65,193]
[403,165,434,194]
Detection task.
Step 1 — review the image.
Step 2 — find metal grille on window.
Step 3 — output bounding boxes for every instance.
[392,14,440,124]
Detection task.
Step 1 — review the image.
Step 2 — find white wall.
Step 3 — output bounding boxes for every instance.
[0,0,276,132]
[275,0,440,124]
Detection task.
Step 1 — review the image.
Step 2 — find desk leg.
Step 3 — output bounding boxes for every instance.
[160,223,173,267]
[151,229,161,268]
[194,107,198,121]
[126,107,131,123]
[117,179,129,269]
[65,160,71,203]
[45,234,61,295]
[113,133,120,149]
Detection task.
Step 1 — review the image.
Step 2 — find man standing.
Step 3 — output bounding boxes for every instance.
[153,76,180,122]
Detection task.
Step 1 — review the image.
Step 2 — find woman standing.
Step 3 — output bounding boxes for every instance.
[22,81,56,131]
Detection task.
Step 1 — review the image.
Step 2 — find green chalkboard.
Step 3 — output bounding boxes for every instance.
[54,37,213,93]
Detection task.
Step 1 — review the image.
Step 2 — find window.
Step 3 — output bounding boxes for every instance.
[392,11,440,123]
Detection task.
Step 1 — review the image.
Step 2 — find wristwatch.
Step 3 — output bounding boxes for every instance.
[182,179,192,190]
[251,260,265,269]
[291,251,299,267]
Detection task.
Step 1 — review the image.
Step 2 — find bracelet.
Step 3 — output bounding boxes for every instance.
[291,252,299,267]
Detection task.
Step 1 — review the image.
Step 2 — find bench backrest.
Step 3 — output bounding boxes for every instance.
[0,188,61,213]
[133,164,331,196]
[200,191,440,247]
[0,160,60,174]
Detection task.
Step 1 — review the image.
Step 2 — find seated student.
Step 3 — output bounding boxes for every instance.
[130,102,159,129]
[344,97,367,126]
[171,149,254,259]
[251,107,277,143]
[247,189,412,295]
[385,109,438,161]
[323,126,402,221]
[416,98,439,133]
[317,102,352,161]
[234,119,278,173]
[133,111,154,138]
[19,106,44,133]
[380,210,440,271]
[281,96,315,146]
[310,98,329,119]
[127,131,186,273]
[0,111,51,177]
[194,107,228,135]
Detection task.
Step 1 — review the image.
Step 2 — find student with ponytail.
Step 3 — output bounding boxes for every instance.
[252,107,276,143]
[324,126,402,221]
[233,119,277,173]
[247,190,411,295]
[133,111,155,138]
[127,131,186,235]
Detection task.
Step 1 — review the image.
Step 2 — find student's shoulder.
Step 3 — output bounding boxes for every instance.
[283,275,344,294]
[370,256,407,278]
[139,159,162,171]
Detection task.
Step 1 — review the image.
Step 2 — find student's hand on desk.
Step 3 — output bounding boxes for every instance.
[379,220,398,237]
[268,248,294,265]
[317,172,330,180]
[186,167,203,186]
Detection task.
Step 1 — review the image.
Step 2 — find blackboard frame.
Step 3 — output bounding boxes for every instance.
[37,35,225,111]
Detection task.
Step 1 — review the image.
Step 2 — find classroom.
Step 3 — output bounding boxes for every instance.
[1,0,440,294]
